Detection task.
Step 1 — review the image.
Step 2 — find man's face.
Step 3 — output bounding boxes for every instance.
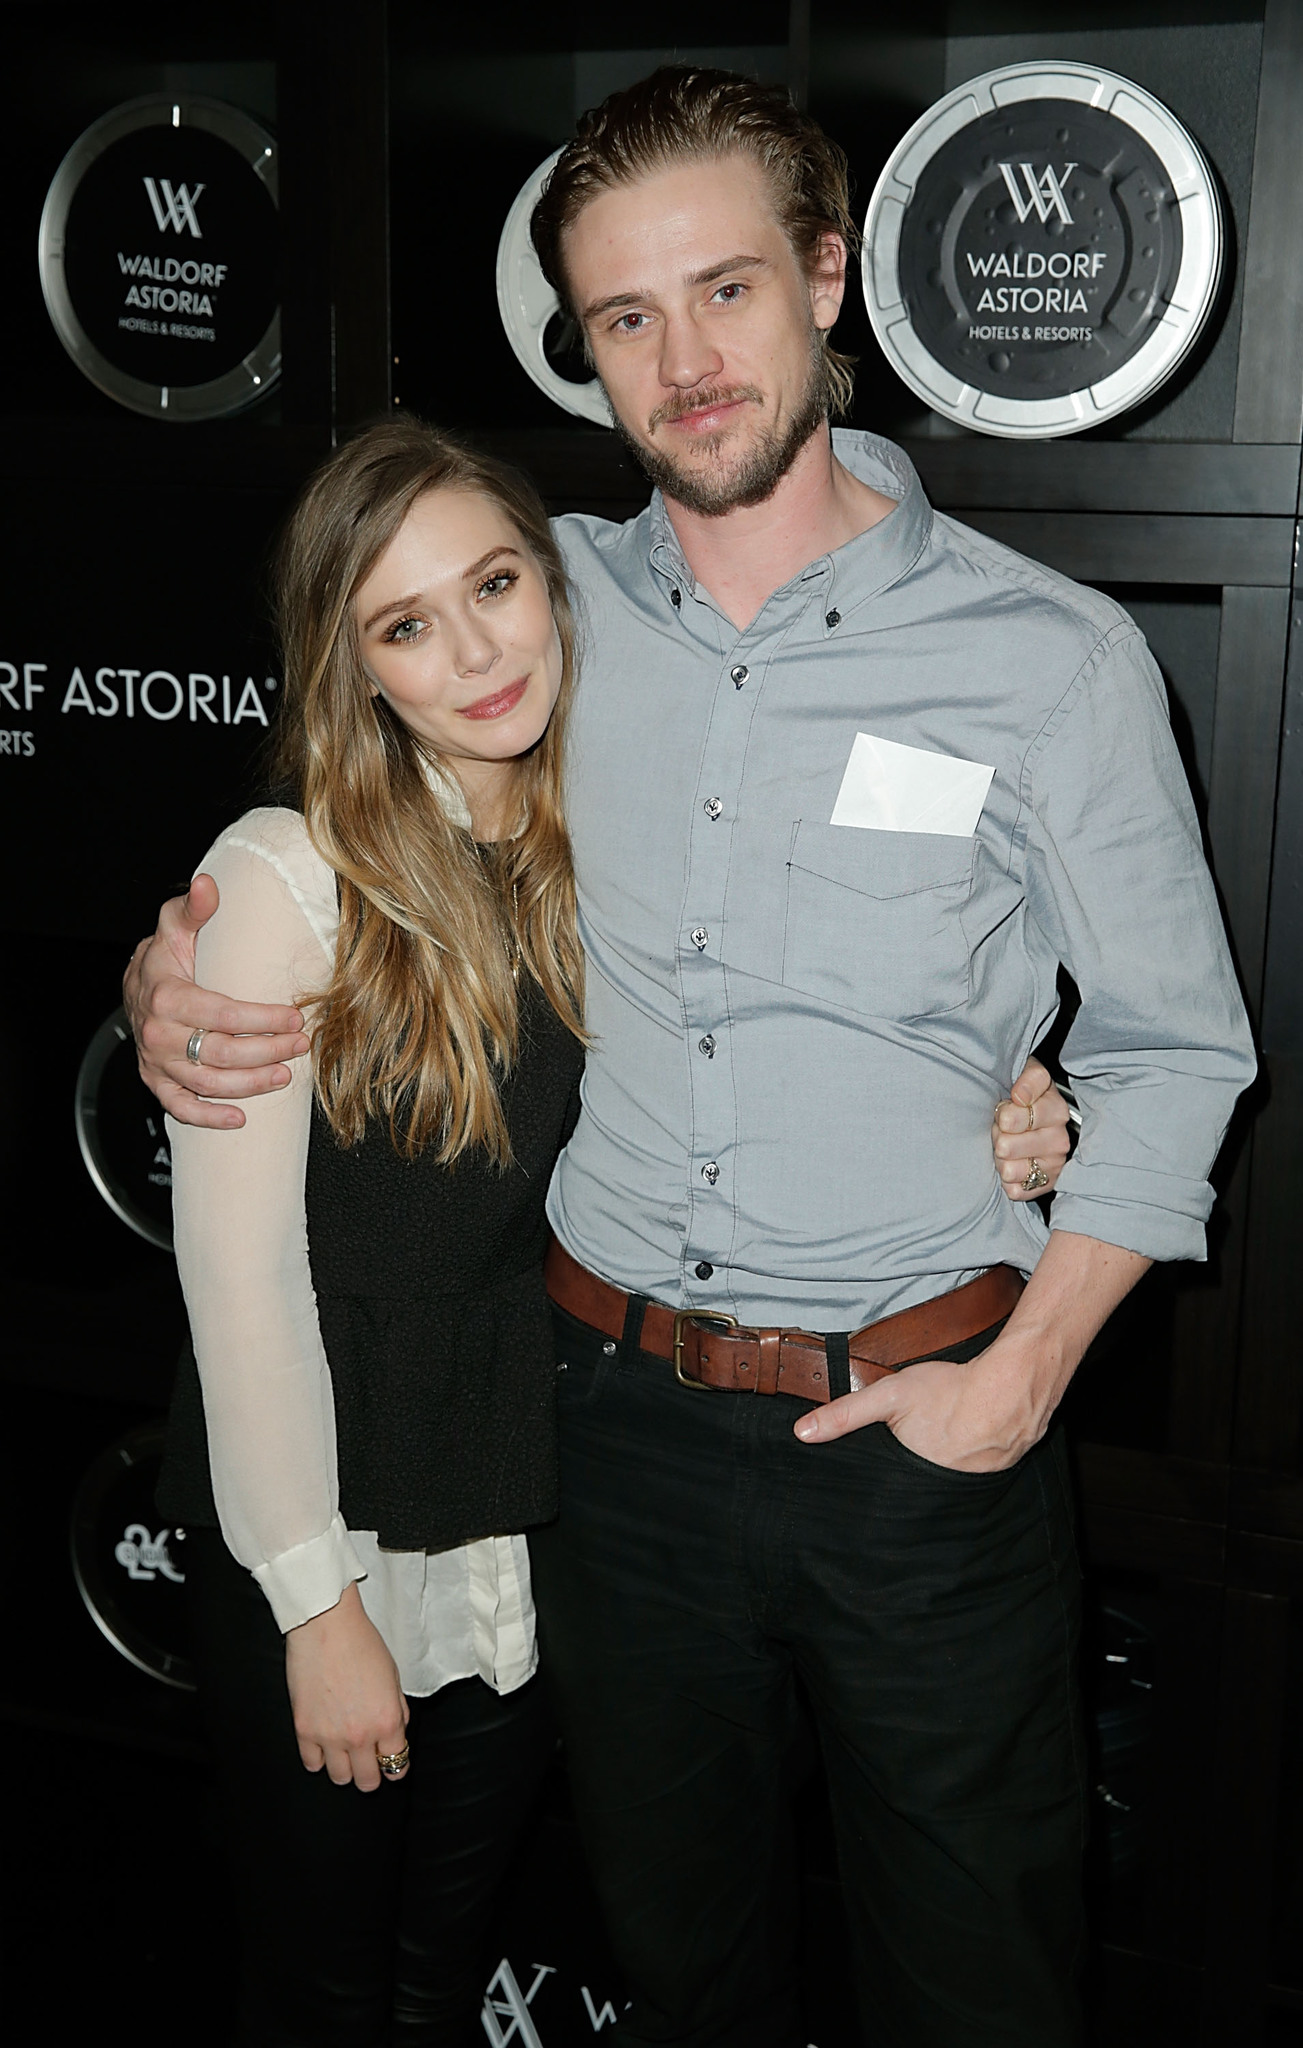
[562,153,845,516]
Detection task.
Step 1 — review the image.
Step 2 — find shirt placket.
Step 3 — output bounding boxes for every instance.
[675,586,821,1313]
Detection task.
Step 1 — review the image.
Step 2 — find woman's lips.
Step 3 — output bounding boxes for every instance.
[459,676,528,721]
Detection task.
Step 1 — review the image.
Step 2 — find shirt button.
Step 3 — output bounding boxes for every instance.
[703,797,723,820]
[690,926,709,950]
[697,1033,716,1057]
[701,1161,720,1185]
[695,1261,714,1280]
[671,588,682,608]
[730,663,748,686]
[825,608,841,629]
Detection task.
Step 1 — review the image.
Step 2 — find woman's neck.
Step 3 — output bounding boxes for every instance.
[453,758,517,842]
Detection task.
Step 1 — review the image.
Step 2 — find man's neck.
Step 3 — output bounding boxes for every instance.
[662,421,897,632]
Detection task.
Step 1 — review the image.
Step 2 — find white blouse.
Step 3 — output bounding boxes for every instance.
[167,806,537,1698]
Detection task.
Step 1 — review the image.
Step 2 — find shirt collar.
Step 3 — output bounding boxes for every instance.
[646,429,933,628]
[421,753,474,832]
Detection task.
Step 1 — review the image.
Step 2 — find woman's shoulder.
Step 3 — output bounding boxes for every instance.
[199,807,338,950]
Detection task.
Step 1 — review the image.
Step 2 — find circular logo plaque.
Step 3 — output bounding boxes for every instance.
[496,150,611,426]
[863,63,1223,438]
[40,95,279,421]
[76,1007,173,1251]
[71,1423,195,1691]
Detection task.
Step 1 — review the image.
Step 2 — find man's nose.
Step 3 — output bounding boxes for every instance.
[658,308,723,393]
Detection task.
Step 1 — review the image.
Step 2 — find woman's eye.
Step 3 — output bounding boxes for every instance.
[477,570,517,600]
[388,615,425,642]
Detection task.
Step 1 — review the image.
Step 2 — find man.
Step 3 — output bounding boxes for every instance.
[127,68,1253,2048]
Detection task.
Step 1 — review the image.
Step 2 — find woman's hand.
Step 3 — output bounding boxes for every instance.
[284,1582,410,1792]
[994,1056,1073,1201]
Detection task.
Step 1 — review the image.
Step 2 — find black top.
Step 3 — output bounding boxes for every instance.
[158,971,584,1553]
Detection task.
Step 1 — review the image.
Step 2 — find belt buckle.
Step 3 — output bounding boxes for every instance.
[672,1308,739,1389]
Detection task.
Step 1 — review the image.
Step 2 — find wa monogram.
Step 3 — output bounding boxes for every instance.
[998,161,1077,226]
[143,176,205,238]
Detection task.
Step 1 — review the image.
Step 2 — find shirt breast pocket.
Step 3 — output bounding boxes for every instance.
[781,822,976,1020]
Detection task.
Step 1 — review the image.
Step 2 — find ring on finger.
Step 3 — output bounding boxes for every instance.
[185,1028,207,1066]
[376,1744,410,1777]
[1022,1158,1050,1193]
[1025,1098,1036,1132]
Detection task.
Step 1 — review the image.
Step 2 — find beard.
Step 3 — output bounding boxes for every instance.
[610,340,830,518]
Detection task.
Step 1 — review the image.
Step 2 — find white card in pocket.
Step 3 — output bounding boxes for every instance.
[829,732,994,837]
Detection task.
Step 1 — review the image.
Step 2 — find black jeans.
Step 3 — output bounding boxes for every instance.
[185,1527,555,2047]
[530,1304,1088,2048]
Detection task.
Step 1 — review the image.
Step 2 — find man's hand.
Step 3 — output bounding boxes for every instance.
[123,875,310,1129]
[995,1056,1072,1200]
[285,1581,410,1792]
[794,1232,1151,1466]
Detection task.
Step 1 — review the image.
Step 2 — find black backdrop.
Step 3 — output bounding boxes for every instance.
[3,4,1303,2044]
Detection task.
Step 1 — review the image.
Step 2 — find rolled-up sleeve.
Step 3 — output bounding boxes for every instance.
[1023,627,1257,1262]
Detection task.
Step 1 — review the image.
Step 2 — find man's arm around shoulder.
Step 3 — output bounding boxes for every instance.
[124,874,309,1130]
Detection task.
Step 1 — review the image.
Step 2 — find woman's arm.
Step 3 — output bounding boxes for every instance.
[169,812,407,1787]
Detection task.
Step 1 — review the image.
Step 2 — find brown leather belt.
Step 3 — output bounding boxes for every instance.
[544,1239,1024,1403]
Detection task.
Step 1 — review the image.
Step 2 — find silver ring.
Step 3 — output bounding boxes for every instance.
[185,1028,207,1066]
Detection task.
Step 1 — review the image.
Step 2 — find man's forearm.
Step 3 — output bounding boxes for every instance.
[979,1227,1151,1433]
[795,1226,1151,1463]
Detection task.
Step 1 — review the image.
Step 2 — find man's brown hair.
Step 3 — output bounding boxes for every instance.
[531,65,859,418]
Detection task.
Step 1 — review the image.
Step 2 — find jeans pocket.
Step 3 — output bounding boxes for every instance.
[879,1421,1026,1486]
[551,1308,614,1411]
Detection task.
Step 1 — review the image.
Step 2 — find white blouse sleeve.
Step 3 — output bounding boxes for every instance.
[167,807,365,1633]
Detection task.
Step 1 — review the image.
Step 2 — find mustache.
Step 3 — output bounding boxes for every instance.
[648,384,765,432]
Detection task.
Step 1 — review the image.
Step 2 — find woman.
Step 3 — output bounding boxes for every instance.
[156,417,1068,2046]
[158,420,587,2046]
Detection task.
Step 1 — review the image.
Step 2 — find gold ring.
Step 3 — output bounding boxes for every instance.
[1025,1098,1036,1132]
[1022,1159,1050,1193]
[376,1744,410,1776]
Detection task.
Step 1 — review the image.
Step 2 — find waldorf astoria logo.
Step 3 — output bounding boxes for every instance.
[863,62,1223,438]
[39,96,279,421]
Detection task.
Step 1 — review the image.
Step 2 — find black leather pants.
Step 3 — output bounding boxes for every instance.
[185,1526,555,2047]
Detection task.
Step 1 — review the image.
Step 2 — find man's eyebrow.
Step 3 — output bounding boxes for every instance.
[361,548,522,632]
[685,252,767,288]
[582,253,767,323]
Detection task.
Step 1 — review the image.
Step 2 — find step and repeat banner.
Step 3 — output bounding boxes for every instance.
[15,54,1219,2044]
[4,92,291,946]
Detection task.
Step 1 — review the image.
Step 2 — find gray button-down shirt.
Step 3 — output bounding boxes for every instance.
[547,431,1255,1328]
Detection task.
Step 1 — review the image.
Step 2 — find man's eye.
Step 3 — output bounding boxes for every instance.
[714,283,745,303]
[616,312,646,333]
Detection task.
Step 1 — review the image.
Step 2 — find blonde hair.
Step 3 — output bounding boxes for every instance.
[531,65,859,418]
[272,418,585,1164]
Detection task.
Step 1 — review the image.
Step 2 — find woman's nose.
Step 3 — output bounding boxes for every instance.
[451,620,500,676]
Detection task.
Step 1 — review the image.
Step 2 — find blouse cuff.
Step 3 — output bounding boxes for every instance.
[251,1514,367,1633]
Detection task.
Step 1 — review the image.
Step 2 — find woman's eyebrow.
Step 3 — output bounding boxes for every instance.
[361,549,523,632]
[362,591,422,632]
[461,545,522,583]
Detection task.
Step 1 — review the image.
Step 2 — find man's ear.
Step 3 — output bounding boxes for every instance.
[810,231,848,333]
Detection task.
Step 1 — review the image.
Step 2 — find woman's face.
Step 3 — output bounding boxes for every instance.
[354,486,563,798]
